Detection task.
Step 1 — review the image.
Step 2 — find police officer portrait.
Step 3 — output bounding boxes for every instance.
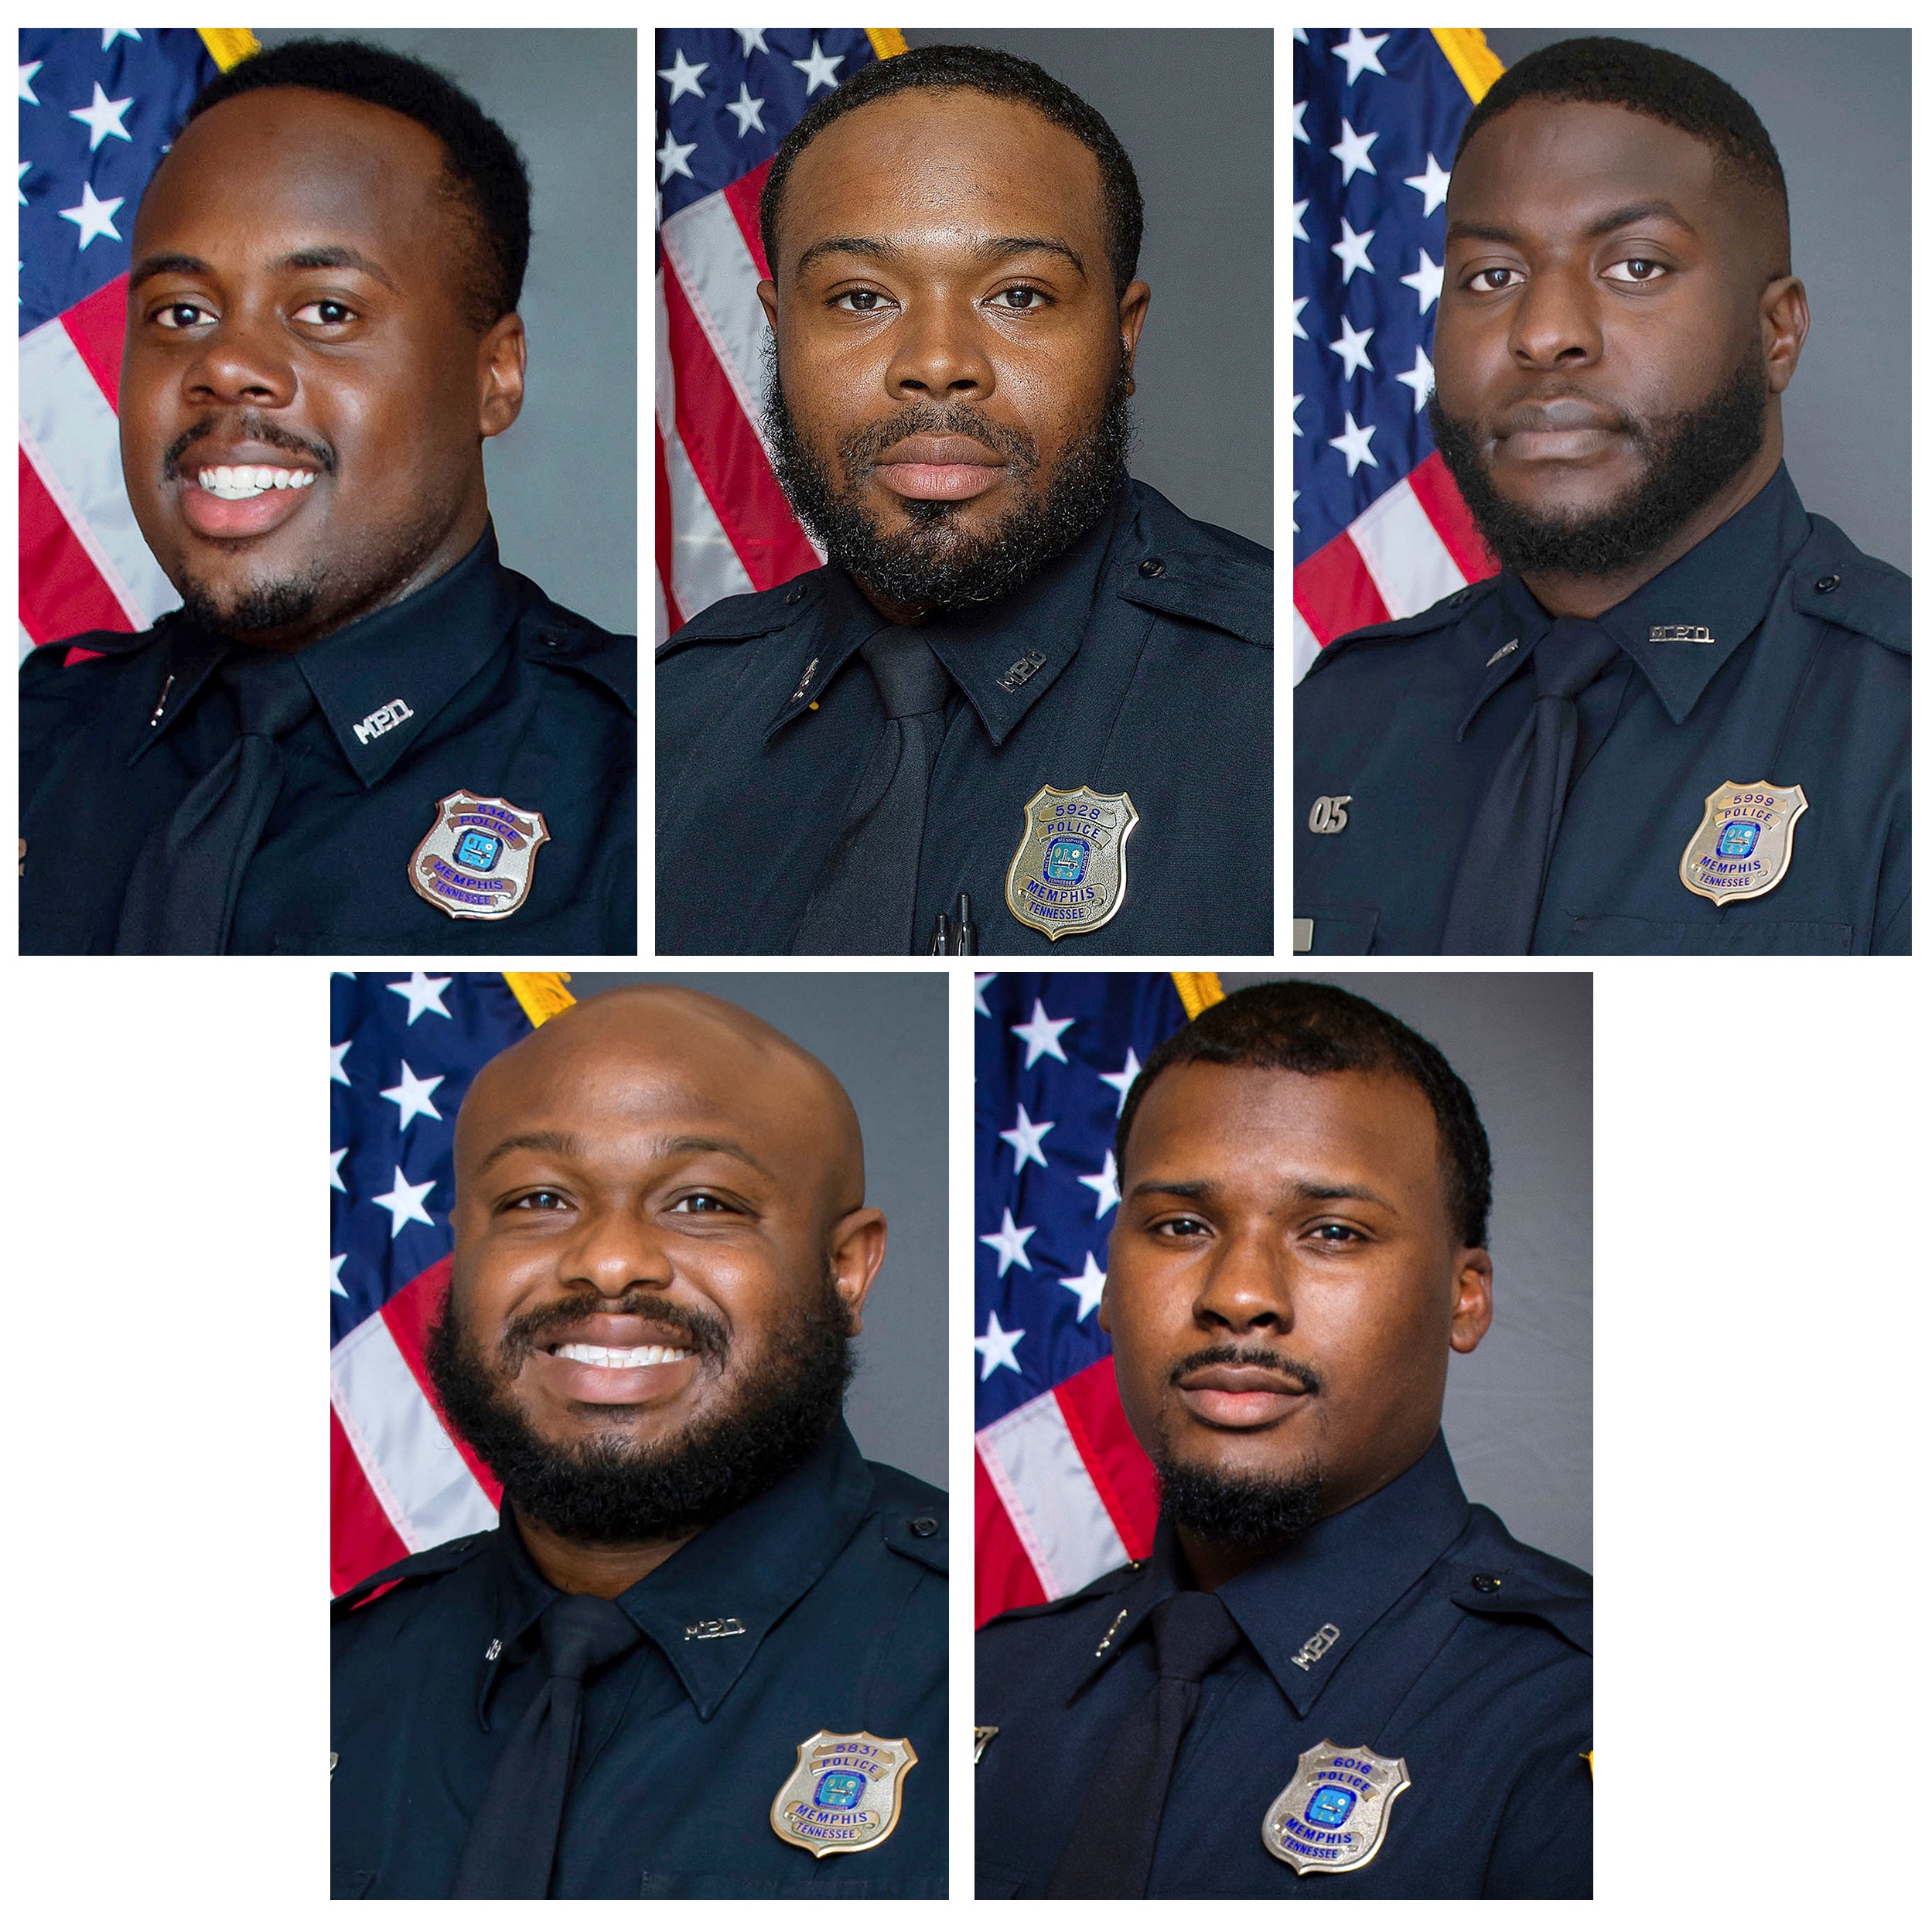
[330,973,946,1898]
[19,30,637,954]
[1293,30,1908,955]
[975,973,1591,1898]
[656,29,1272,955]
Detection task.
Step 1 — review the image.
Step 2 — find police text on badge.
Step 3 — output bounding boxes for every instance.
[408,790,550,921]
[1678,780,1807,906]
[770,1731,917,1858]
[1263,1741,1410,1875]
[1003,784,1138,940]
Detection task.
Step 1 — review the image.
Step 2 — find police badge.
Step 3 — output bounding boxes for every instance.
[408,790,549,920]
[1678,780,1808,906]
[1003,784,1138,940]
[770,1731,917,1858]
[1262,1741,1409,1875]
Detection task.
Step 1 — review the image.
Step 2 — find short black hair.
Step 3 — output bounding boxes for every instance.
[759,42,1144,299]
[1117,980,1494,1250]
[182,37,531,330]
[1456,36,1787,247]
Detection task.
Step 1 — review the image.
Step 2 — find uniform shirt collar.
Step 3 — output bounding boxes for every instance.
[1078,1433,1471,1719]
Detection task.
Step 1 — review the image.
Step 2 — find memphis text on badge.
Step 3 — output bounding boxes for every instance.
[408,790,550,921]
[1262,1740,1410,1875]
[1678,780,1807,907]
[1003,783,1138,940]
[770,1731,917,1858]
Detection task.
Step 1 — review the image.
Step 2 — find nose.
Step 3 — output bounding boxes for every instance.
[883,291,995,402]
[183,308,296,410]
[557,1204,672,1301]
[1192,1224,1294,1336]
[1507,264,1602,372]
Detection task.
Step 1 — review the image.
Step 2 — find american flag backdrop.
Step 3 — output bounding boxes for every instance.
[974,971,1224,1627]
[329,971,575,1597]
[654,26,904,643]
[1292,27,1503,682]
[17,28,258,659]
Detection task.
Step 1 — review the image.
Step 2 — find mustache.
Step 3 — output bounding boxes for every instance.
[496,1290,729,1372]
[1167,1342,1325,1396]
[838,401,1039,476]
[162,410,339,480]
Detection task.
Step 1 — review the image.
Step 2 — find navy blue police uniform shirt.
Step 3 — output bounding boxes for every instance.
[657,479,1272,954]
[333,1424,946,1899]
[975,1435,1590,1899]
[1295,465,1909,954]
[20,526,636,954]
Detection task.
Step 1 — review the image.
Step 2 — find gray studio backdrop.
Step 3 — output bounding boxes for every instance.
[1221,970,1591,1571]
[570,972,946,1489]
[1482,28,1910,574]
[903,28,1272,548]
[256,28,638,633]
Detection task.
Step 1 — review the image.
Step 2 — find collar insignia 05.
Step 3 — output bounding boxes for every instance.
[1004,783,1138,940]
[1263,1741,1410,1875]
[409,790,549,920]
[771,1731,917,1858]
[1678,780,1808,906]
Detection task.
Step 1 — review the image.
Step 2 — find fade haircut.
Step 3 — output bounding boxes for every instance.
[1457,36,1789,262]
[1118,981,1494,1250]
[183,37,532,330]
[760,42,1145,299]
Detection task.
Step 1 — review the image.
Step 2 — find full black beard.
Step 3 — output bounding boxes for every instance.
[763,347,1132,612]
[178,566,327,638]
[425,1271,855,1544]
[1428,350,1770,581]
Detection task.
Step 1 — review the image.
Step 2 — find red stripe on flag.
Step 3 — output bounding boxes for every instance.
[331,1401,411,1598]
[660,256,819,592]
[1294,527,1391,648]
[975,1447,1046,1628]
[1054,1356,1160,1561]
[378,1255,505,1509]
[19,449,132,645]
[1407,449,1498,585]
[654,419,685,633]
[721,159,775,278]
[61,273,129,408]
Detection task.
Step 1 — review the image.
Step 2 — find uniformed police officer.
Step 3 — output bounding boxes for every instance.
[977,980,1589,1898]
[333,987,945,1898]
[1295,38,1908,955]
[19,40,635,954]
[657,44,1271,955]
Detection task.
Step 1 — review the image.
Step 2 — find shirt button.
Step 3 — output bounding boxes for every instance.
[1473,1573,1504,1593]
[785,585,806,605]
[1814,574,1841,594]
[1138,558,1166,578]
[910,1516,939,1538]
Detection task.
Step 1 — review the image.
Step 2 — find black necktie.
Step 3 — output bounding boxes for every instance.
[451,1592,644,1899]
[791,629,954,955]
[1046,1590,1245,1898]
[113,651,314,954]
[1439,617,1622,954]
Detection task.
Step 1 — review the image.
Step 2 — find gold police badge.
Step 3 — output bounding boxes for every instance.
[1678,780,1808,906]
[1003,783,1138,940]
[770,1731,917,1858]
[408,790,549,921]
[1262,1741,1410,1875]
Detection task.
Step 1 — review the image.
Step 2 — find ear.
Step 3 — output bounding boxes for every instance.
[1762,275,1808,396]
[477,311,527,440]
[1449,1247,1493,1354]
[756,276,780,337]
[1118,278,1152,392]
[826,1205,889,1332]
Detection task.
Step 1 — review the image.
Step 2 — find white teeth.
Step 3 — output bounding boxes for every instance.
[553,1342,693,1369]
[195,464,317,500]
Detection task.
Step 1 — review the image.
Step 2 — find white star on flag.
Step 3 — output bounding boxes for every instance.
[371,1166,435,1239]
[59,181,124,250]
[69,82,134,152]
[657,48,708,102]
[725,83,766,137]
[381,1061,446,1131]
[1394,346,1435,415]
[736,29,770,57]
[387,972,452,1025]
[999,1102,1055,1174]
[1329,410,1379,475]
[979,1207,1036,1277]
[19,61,42,105]
[1330,27,1390,86]
[1405,152,1453,217]
[331,1039,352,1085]
[1098,1047,1142,1116]
[330,1148,347,1193]
[1077,1149,1121,1219]
[1291,97,1307,144]
[1290,391,1303,437]
[101,29,142,49]
[657,128,697,185]
[1401,247,1443,313]
[975,1311,1026,1380]
[974,974,996,1017]
[1328,316,1375,380]
[792,38,845,95]
[1331,217,1375,284]
[1290,198,1308,244]
[1291,296,1308,342]
[1330,118,1378,185]
[331,1254,347,1298]
[1011,998,1074,1068]
[1059,1252,1108,1322]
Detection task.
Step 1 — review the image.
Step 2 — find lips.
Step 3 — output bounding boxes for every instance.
[1490,396,1625,464]
[1176,1361,1312,1430]
[524,1311,707,1408]
[174,441,325,541]
[872,432,1008,503]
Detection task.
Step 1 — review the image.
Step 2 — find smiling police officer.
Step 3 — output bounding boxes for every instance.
[976,981,1590,1899]
[332,986,946,1899]
[657,43,1272,955]
[1295,39,1908,956]
[20,39,635,954]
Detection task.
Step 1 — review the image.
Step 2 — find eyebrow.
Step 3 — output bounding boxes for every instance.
[1127,1175,1398,1213]
[127,244,399,292]
[792,232,1087,279]
[1448,197,1695,249]
[476,1129,777,1181]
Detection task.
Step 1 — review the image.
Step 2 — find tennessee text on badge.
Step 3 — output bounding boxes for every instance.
[1003,784,1138,940]
[1678,780,1808,906]
[408,790,550,921]
[770,1731,917,1858]
[1262,1741,1410,1875]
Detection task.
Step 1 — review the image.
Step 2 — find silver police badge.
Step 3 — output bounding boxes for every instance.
[1263,1741,1410,1875]
[408,790,549,921]
[770,1731,917,1858]
[1678,780,1808,906]
[1003,783,1138,940]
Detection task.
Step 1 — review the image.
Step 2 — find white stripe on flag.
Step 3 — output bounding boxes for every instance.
[977,1390,1128,1602]
[19,316,180,629]
[329,1310,495,1554]
[1292,606,1323,684]
[1348,474,1466,623]
[659,189,772,428]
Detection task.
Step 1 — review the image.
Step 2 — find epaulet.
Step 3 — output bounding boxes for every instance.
[20,623,164,686]
[1445,1507,1592,1656]
[978,1557,1145,1629]
[1789,518,1910,657]
[657,572,827,659]
[330,1530,494,1620]
[869,1462,949,1576]
[514,597,637,713]
[1115,479,1272,649]
[1308,576,1504,674]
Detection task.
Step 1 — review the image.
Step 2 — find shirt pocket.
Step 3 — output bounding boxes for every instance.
[1551,914,1854,955]
[640,1870,945,1899]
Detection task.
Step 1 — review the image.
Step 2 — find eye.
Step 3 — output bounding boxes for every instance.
[992,285,1047,311]
[1151,1213,1212,1238]
[152,300,215,329]
[1308,1222,1366,1245]
[831,288,891,313]
[668,1192,736,1215]
[506,1188,570,1212]
[1603,257,1667,284]
[294,299,357,325]
[1468,265,1523,292]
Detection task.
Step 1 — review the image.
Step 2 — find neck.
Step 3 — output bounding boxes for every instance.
[850,572,930,626]
[511,1500,697,1599]
[1174,1524,1288,1594]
